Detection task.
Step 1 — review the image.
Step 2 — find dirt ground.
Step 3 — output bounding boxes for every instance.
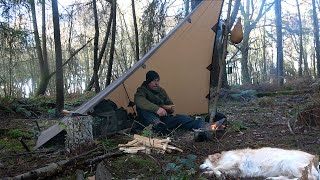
[0,93,320,179]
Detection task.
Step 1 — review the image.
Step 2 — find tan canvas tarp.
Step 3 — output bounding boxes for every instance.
[96,0,223,115]
[35,0,223,149]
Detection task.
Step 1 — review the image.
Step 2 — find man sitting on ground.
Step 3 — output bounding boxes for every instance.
[134,70,211,134]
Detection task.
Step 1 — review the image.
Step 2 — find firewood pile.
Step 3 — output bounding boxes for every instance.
[118,134,183,154]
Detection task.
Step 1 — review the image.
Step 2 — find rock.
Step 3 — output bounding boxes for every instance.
[95,161,113,180]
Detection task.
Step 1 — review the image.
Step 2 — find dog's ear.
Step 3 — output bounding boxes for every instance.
[208,153,221,162]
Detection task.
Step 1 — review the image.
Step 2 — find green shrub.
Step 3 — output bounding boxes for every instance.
[229,120,248,132]
[141,125,154,137]
[7,129,32,139]
[112,154,160,178]
[164,154,198,179]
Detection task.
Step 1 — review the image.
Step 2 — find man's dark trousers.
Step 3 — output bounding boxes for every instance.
[137,108,206,134]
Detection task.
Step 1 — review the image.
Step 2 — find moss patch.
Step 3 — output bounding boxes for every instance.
[111,154,161,179]
[0,128,34,152]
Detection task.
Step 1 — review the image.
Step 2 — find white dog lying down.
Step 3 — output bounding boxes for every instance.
[200,147,319,180]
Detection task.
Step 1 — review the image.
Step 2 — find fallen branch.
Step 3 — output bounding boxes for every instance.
[144,153,162,168]
[84,151,124,165]
[12,159,70,180]
[19,137,31,152]
[287,119,294,135]
[9,147,121,180]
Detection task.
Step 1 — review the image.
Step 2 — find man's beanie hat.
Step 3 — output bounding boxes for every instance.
[146,70,160,83]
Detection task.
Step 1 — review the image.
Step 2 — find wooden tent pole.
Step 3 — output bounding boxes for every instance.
[209,0,233,123]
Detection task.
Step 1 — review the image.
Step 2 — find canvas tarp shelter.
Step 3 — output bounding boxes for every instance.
[35,0,224,149]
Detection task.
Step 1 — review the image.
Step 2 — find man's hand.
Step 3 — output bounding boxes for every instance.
[169,105,175,114]
[156,107,167,116]
[162,105,175,114]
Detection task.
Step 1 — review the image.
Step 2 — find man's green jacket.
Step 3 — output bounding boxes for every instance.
[134,82,173,113]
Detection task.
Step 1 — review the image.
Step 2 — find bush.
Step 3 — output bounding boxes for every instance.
[164,154,198,179]
[258,97,275,107]
[7,129,32,139]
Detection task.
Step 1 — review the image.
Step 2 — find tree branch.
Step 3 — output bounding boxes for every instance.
[251,1,274,29]
[11,151,123,179]
[48,38,93,79]
[229,0,241,30]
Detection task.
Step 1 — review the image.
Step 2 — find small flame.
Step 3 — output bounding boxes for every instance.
[210,118,226,130]
[211,122,219,130]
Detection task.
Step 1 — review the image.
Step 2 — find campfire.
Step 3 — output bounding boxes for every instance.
[194,118,227,142]
[210,118,227,130]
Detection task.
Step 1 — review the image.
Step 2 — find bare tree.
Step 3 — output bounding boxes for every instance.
[275,0,283,85]
[41,0,50,93]
[106,0,117,86]
[296,0,303,77]
[86,1,113,91]
[239,0,274,84]
[132,0,140,61]
[262,14,267,81]
[30,0,50,96]
[92,0,100,93]
[52,0,64,115]
[312,0,320,78]
[140,0,169,56]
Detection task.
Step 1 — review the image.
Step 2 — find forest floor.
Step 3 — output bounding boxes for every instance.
[0,91,320,179]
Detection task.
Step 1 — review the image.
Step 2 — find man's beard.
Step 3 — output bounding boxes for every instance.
[151,86,160,91]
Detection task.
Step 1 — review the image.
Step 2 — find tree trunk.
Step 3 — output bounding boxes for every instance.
[312,49,316,77]
[275,0,284,85]
[296,0,303,77]
[106,0,117,86]
[303,50,309,77]
[132,0,140,62]
[52,0,64,115]
[262,14,267,81]
[40,0,50,94]
[191,0,202,10]
[86,3,113,91]
[240,29,251,84]
[239,0,273,84]
[184,0,189,17]
[312,0,320,78]
[66,7,75,93]
[229,0,241,31]
[92,0,100,93]
[240,0,251,84]
[8,40,13,96]
[65,115,94,153]
[30,0,49,96]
